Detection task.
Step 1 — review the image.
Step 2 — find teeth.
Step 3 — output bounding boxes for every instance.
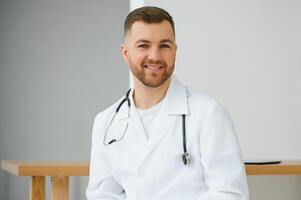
[147,66,160,69]
[145,65,162,72]
[146,65,161,68]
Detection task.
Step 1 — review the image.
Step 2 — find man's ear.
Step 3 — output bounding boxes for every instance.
[120,43,129,63]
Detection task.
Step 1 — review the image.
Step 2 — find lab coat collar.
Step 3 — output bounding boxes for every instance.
[116,75,189,120]
[164,75,189,115]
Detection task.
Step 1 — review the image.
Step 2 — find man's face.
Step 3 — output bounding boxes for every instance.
[121,20,177,88]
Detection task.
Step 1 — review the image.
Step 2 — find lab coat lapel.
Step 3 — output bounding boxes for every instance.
[138,76,189,167]
[112,77,189,171]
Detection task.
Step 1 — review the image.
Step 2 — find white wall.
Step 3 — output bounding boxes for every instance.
[0,0,129,199]
[136,0,301,199]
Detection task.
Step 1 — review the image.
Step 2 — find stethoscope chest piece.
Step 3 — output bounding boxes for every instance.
[182,152,192,166]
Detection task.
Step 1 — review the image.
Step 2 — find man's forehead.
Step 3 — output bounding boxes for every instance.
[125,20,175,42]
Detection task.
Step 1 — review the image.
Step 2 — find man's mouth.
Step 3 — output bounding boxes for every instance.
[144,65,163,73]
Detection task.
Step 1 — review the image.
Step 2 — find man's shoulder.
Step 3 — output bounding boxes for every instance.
[184,87,232,123]
[186,87,220,108]
[173,76,219,108]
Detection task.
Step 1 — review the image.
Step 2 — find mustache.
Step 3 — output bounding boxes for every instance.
[142,60,166,66]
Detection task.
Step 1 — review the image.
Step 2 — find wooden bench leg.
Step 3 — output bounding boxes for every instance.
[30,176,45,200]
[51,176,69,200]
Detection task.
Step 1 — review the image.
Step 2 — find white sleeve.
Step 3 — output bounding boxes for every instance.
[86,114,125,200]
[196,102,249,200]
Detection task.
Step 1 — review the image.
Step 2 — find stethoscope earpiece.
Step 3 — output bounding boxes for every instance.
[108,139,117,145]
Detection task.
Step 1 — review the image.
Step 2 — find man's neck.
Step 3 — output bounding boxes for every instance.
[132,77,171,109]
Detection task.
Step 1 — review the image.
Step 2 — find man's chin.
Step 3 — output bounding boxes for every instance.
[141,77,169,88]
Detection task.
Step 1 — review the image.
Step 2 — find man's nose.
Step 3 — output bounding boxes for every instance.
[148,47,161,62]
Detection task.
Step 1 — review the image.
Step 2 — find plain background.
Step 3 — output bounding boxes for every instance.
[1,0,301,199]
[0,0,129,199]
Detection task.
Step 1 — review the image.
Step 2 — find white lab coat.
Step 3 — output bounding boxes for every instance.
[86,76,249,200]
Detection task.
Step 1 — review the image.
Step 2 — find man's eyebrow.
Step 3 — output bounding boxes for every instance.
[135,39,151,44]
[160,39,172,44]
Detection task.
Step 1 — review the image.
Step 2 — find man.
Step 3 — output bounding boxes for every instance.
[86,6,249,200]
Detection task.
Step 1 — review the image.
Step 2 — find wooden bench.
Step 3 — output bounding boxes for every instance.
[2,160,301,200]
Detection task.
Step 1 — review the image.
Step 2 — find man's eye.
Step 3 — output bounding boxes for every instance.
[160,44,171,48]
[137,44,148,48]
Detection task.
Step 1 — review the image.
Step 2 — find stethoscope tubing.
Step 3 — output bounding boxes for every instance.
[103,89,191,166]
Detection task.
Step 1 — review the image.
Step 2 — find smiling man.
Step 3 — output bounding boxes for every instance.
[86,6,249,200]
[121,13,177,109]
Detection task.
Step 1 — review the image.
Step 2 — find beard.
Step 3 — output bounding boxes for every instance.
[128,58,175,88]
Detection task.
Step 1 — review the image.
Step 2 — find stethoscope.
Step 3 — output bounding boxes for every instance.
[103,89,192,166]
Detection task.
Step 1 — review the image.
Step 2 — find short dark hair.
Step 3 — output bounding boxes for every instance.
[124,6,175,36]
